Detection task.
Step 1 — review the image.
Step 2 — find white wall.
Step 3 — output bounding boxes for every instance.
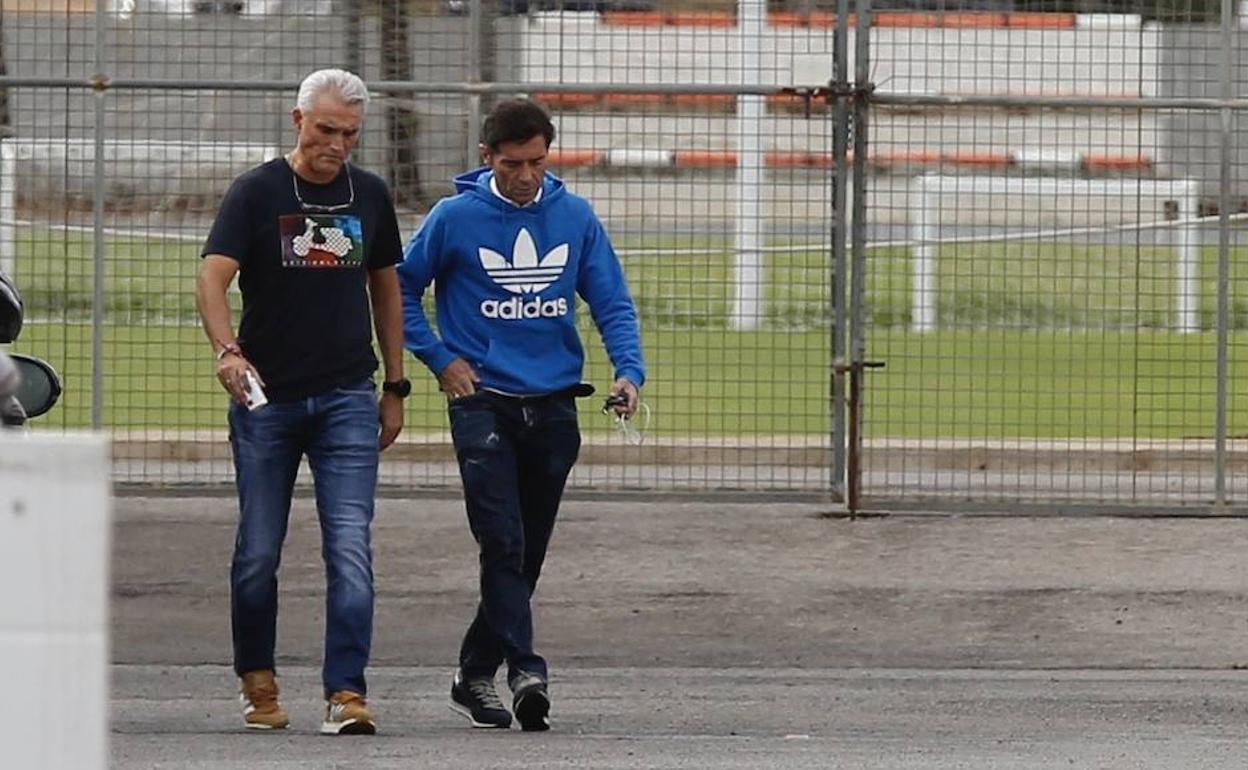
[513,14,1159,97]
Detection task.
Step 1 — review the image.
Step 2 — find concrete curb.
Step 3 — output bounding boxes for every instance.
[106,432,1248,472]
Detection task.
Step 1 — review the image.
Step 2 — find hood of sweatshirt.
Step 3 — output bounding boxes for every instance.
[452,166,567,212]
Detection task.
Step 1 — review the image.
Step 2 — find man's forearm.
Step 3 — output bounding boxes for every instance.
[370,269,405,381]
[195,282,237,353]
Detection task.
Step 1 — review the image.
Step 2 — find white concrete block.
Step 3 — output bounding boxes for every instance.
[0,432,110,770]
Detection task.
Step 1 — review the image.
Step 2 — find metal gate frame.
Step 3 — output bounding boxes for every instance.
[842,0,1243,515]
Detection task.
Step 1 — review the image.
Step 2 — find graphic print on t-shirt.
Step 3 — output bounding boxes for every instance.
[279,214,364,268]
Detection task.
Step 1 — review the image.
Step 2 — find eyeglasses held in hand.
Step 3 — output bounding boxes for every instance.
[602,394,651,446]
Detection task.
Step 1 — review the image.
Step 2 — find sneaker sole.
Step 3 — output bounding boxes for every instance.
[513,689,550,732]
[243,721,288,730]
[319,718,376,736]
[448,701,512,729]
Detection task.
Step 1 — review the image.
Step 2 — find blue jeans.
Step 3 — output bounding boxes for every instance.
[228,379,379,697]
[449,391,581,685]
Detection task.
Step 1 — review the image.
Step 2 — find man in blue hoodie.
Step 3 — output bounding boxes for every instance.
[398,98,645,732]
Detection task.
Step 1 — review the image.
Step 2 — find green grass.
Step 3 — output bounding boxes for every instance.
[16,323,1248,439]
[23,226,1248,331]
[12,225,1248,438]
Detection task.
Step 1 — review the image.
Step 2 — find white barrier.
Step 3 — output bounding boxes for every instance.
[0,432,110,768]
[911,175,1202,333]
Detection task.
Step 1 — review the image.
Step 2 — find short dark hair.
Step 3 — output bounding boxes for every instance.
[481,98,556,152]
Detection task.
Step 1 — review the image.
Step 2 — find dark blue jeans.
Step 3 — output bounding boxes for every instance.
[449,391,581,685]
[228,379,379,697]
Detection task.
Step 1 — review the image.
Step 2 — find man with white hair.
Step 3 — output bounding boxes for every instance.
[196,68,408,735]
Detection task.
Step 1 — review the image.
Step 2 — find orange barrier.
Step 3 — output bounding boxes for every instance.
[673,150,739,168]
[766,92,829,110]
[876,150,942,168]
[940,12,1009,28]
[665,11,736,27]
[600,10,1078,29]
[601,10,663,25]
[671,93,736,108]
[874,12,938,27]
[604,93,667,107]
[768,11,838,28]
[532,92,601,107]
[534,89,1137,114]
[1005,12,1076,28]
[1082,154,1153,172]
[766,152,843,168]
[545,148,1154,173]
[546,150,603,168]
[941,151,1013,169]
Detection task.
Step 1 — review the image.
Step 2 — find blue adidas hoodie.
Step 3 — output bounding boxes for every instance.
[398,168,646,395]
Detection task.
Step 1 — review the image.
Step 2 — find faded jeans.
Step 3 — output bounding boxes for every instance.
[228,378,379,697]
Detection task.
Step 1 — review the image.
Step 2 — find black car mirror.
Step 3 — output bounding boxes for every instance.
[10,354,62,418]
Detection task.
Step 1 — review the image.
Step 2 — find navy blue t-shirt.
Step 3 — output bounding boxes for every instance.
[202,157,402,401]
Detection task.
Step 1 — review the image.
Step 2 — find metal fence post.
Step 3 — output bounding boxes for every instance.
[1214,0,1234,508]
[847,0,872,512]
[829,0,851,502]
[91,0,106,431]
[466,0,482,170]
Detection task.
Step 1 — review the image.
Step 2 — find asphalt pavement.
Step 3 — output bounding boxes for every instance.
[110,496,1248,768]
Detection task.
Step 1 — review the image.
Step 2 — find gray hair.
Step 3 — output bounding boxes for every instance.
[296,69,369,113]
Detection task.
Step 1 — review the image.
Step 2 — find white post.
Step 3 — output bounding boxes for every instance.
[730,0,765,331]
[0,433,110,768]
[0,140,16,281]
[1175,183,1200,333]
[912,177,938,333]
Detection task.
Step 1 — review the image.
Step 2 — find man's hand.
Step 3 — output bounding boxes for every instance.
[608,378,640,418]
[438,358,480,401]
[216,351,263,405]
[378,392,403,450]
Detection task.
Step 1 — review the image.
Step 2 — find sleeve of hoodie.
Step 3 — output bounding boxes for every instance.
[396,202,459,377]
[577,214,646,388]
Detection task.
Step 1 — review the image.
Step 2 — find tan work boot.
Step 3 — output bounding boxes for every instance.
[321,690,376,735]
[238,669,290,730]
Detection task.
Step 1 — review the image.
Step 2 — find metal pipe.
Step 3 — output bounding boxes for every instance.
[1214,0,1234,507]
[875,93,1248,111]
[466,0,482,169]
[829,0,850,502]
[91,0,105,430]
[16,75,1248,111]
[0,77,799,96]
[847,0,872,512]
[343,0,362,76]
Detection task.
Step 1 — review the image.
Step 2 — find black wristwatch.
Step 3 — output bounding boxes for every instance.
[382,378,412,399]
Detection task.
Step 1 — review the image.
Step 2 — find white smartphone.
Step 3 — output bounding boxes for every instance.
[242,370,268,411]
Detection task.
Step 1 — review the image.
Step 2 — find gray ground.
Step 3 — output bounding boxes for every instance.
[112,496,1248,768]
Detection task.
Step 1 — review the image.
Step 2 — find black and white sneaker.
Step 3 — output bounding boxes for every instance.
[510,672,550,732]
[450,671,512,729]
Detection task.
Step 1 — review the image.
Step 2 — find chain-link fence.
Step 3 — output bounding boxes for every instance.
[2,0,1244,510]
[861,3,1247,512]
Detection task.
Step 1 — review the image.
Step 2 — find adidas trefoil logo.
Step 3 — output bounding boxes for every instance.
[478,228,569,294]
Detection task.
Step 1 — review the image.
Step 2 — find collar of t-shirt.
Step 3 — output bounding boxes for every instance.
[490,175,542,207]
